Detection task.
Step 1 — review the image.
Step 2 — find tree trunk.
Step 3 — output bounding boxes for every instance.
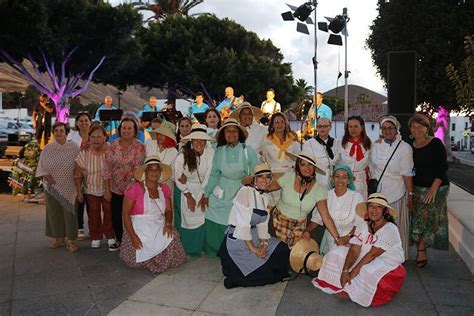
[51,97,70,123]
[434,106,453,162]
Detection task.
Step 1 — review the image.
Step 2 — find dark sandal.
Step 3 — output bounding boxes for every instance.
[415,248,428,268]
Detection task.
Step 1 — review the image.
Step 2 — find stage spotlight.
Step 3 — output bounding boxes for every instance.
[293,2,313,22]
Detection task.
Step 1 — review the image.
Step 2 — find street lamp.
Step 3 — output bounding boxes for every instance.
[318,8,350,120]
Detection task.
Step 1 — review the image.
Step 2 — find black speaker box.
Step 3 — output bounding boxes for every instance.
[388,51,417,141]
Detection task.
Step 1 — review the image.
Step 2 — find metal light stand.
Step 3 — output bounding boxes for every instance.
[343,8,350,122]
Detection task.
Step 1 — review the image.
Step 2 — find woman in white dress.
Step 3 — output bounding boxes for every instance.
[120,156,186,273]
[146,126,178,190]
[313,193,406,307]
[370,116,413,259]
[262,112,300,172]
[174,125,215,256]
[303,118,339,190]
[303,164,364,255]
[337,115,372,199]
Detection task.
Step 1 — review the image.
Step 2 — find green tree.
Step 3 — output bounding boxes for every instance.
[133,14,299,108]
[367,0,473,109]
[446,35,474,113]
[366,0,474,151]
[0,1,143,120]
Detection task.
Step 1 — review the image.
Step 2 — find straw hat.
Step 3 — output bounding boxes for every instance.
[229,102,264,122]
[290,239,323,274]
[181,124,215,143]
[286,151,326,175]
[355,193,398,219]
[241,163,283,185]
[149,125,177,143]
[216,118,249,140]
[133,156,172,183]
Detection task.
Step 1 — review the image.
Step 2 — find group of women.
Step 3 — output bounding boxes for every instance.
[36,102,450,307]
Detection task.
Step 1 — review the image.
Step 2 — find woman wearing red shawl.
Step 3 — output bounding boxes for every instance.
[336,116,372,199]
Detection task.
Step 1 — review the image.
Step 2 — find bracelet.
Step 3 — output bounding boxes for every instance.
[342,269,350,273]
[408,192,414,196]
[334,235,340,242]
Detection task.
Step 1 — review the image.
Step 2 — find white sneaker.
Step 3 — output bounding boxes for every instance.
[107,238,116,246]
[91,240,101,248]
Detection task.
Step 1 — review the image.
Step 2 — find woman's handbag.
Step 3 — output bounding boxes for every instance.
[368,141,401,195]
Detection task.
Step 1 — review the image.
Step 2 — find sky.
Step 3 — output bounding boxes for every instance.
[116,0,387,95]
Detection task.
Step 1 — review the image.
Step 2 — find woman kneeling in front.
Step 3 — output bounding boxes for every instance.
[219,163,290,289]
[313,193,406,307]
[120,156,186,273]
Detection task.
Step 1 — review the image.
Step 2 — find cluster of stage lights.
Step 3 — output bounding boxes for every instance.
[281,2,348,46]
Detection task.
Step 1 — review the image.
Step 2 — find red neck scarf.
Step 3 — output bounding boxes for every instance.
[349,137,364,161]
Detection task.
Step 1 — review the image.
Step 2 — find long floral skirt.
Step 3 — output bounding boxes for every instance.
[119,230,186,273]
[410,185,450,250]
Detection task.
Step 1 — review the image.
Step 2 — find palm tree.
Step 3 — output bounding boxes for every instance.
[295,78,314,97]
[131,0,204,22]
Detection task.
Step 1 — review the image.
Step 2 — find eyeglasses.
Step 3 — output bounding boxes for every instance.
[316,124,330,128]
[381,126,396,131]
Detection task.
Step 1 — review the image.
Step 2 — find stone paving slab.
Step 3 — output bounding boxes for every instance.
[110,256,287,316]
[2,188,474,316]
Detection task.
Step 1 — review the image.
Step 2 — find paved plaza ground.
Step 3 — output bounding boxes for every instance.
[1,190,473,316]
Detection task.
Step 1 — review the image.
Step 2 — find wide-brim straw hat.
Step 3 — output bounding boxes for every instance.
[241,163,284,185]
[229,102,264,122]
[290,239,323,273]
[216,117,248,140]
[181,124,215,143]
[149,125,177,143]
[286,151,326,175]
[355,193,398,219]
[134,156,172,183]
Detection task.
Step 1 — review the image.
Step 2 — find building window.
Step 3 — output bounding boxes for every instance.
[452,123,456,131]
[465,122,469,129]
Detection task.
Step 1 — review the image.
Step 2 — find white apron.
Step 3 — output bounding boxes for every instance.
[180,179,205,229]
[132,187,173,263]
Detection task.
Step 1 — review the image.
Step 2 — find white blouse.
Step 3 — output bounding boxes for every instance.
[245,121,267,157]
[337,140,371,199]
[370,139,413,204]
[312,189,364,234]
[303,137,339,189]
[262,136,300,173]
[350,221,405,267]
[174,146,214,229]
[228,186,271,241]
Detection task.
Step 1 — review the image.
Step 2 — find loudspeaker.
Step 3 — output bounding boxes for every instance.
[388,51,417,141]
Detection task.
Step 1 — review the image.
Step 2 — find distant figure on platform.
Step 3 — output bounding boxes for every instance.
[188,92,210,122]
[260,88,281,116]
[33,93,54,145]
[308,92,333,130]
[138,96,164,132]
[94,96,119,135]
[216,87,244,119]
